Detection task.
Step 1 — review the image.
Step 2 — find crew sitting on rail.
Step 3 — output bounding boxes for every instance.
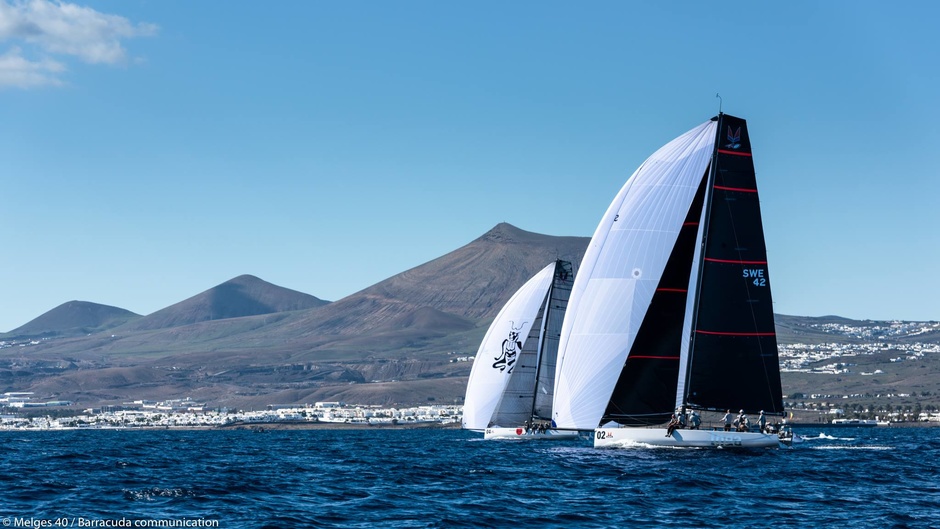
[665,408,688,437]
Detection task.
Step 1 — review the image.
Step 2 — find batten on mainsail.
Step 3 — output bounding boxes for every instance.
[552,120,718,431]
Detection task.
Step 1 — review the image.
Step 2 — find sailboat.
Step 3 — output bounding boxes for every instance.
[462,259,579,440]
[552,113,786,448]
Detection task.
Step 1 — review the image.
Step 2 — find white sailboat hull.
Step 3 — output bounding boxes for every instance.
[594,427,782,449]
[484,427,580,441]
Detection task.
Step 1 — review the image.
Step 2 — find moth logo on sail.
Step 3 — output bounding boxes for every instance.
[743,268,767,287]
[725,126,741,149]
[493,321,525,374]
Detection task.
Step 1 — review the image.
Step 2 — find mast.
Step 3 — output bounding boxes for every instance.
[680,113,722,409]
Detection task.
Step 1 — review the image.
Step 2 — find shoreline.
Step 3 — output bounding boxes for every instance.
[0,420,463,432]
[217,420,461,431]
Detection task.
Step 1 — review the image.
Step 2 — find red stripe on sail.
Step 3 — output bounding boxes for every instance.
[683,222,698,226]
[695,330,776,337]
[704,257,767,265]
[717,149,752,157]
[714,185,758,193]
[656,288,687,293]
[629,356,680,360]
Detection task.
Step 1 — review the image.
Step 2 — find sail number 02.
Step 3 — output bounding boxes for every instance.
[743,268,767,287]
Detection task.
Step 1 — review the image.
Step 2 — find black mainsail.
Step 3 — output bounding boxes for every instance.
[682,114,783,416]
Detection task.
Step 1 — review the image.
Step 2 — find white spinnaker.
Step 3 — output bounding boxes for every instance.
[462,263,557,430]
[552,120,717,430]
[489,285,549,427]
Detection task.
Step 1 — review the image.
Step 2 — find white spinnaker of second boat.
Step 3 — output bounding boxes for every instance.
[462,262,556,430]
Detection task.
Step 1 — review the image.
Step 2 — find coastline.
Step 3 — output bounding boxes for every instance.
[217,420,462,431]
[0,420,463,432]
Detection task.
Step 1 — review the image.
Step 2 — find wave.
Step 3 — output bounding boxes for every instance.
[123,487,197,501]
[803,432,856,441]
[810,446,894,451]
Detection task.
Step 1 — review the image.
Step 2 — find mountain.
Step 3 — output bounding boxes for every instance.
[268,222,589,337]
[117,274,329,332]
[1,301,140,340]
[2,223,937,412]
[0,223,590,408]
[44,222,589,362]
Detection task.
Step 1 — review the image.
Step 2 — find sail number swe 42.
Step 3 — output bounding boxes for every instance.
[743,268,766,287]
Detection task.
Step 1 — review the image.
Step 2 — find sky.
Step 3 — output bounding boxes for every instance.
[1,1,939,332]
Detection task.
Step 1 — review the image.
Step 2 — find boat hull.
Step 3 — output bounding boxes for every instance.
[484,427,580,441]
[594,427,781,448]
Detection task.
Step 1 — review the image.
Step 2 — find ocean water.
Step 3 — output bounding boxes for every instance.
[1,426,938,529]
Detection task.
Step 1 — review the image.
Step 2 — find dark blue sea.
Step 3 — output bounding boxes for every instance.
[1,426,938,528]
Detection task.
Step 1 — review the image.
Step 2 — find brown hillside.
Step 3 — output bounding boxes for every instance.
[118,274,328,332]
[272,223,588,337]
[2,301,140,339]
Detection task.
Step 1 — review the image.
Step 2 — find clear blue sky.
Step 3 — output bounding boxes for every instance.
[2,1,939,332]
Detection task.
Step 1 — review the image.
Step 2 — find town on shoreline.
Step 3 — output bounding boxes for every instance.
[0,398,461,430]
